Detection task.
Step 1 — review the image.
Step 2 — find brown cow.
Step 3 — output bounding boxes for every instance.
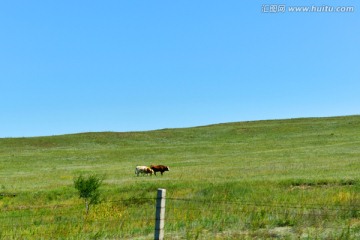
[150,165,170,176]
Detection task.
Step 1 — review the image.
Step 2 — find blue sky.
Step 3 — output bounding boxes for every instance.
[1,1,359,137]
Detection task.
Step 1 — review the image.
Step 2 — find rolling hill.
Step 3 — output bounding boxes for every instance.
[0,115,359,239]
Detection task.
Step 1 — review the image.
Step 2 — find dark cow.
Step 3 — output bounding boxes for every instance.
[150,165,170,176]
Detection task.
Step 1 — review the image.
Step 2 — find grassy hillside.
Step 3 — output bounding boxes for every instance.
[0,115,360,239]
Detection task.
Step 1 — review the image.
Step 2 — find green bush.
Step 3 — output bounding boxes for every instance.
[74,174,103,214]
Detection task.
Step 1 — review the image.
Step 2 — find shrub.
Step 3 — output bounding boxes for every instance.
[74,174,103,214]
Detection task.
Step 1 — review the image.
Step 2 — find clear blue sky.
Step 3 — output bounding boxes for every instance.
[1,1,359,138]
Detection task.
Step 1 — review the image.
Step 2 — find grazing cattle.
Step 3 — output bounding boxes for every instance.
[135,166,154,176]
[150,165,170,176]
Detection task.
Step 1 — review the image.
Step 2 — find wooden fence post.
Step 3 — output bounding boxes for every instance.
[154,188,166,240]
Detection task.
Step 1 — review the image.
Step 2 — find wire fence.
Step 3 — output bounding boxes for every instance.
[1,195,359,239]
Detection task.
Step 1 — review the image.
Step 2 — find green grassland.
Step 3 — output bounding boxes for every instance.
[0,115,360,239]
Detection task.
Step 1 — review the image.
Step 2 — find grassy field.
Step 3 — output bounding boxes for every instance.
[0,115,360,239]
